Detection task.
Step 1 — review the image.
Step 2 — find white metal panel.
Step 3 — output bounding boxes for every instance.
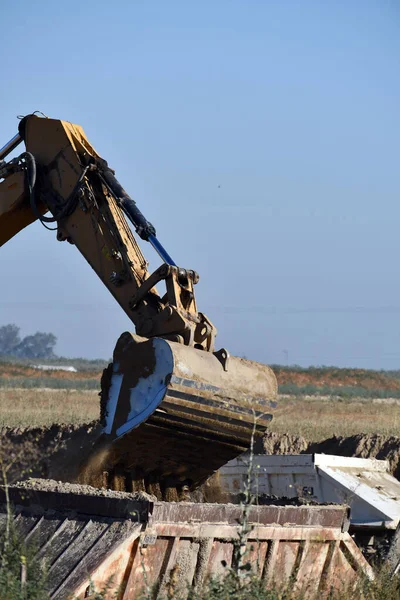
[220,455,317,499]
[317,465,400,529]
[218,454,400,530]
[313,454,390,472]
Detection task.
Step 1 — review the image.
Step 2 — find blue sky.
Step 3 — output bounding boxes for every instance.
[1,0,400,367]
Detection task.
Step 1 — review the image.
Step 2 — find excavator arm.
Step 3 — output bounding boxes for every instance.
[0,114,277,496]
[0,114,215,350]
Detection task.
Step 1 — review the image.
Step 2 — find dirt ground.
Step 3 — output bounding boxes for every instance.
[274,366,400,392]
[0,422,101,484]
[2,424,400,487]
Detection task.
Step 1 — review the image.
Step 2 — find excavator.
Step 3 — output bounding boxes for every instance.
[0,113,277,497]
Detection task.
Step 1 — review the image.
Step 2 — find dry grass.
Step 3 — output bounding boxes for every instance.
[0,388,99,427]
[271,394,400,441]
[1,389,400,441]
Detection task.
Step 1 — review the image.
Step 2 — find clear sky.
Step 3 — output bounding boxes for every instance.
[1,1,399,368]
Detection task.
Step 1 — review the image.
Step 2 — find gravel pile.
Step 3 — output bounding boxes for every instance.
[14,477,155,502]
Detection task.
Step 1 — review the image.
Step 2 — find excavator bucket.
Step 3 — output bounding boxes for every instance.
[96,333,277,495]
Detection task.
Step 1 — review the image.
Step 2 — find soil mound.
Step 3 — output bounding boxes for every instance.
[260,431,309,455]
[0,422,101,484]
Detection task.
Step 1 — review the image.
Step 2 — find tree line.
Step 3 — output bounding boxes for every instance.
[0,324,57,359]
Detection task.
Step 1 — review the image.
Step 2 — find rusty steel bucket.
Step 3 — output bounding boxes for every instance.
[98,333,277,493]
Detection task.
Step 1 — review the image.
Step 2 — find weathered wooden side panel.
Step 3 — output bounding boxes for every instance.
[0,488,374,599]
[119,528,372,599]
[82,503,374,599]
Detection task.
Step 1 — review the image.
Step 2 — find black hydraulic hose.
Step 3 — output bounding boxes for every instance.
[98,162,156,241]
[96,160,176,265]
[19,152,36,190]
[30,164,89,224]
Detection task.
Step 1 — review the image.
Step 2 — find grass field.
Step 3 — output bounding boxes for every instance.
[272,395,400,441]
[0,389,99,427]
[1,387,400,440]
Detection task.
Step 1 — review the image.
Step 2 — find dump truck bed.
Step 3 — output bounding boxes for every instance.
[0,480,373,599]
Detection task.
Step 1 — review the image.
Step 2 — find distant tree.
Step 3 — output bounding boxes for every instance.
[14,332,57,359]
[0,325,21,356]
[0,325,58,359]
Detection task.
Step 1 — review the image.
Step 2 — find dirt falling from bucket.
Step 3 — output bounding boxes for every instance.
[2,425,400,491]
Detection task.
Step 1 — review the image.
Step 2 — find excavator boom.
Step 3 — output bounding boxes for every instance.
[0,114,277,494]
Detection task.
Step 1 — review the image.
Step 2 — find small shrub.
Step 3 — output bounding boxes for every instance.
[0,524,49,600]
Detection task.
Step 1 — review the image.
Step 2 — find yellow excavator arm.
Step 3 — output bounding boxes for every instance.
[0,114,215,351]
[0,114,277,495]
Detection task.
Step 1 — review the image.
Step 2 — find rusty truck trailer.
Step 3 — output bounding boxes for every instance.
[0,482,373,599]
